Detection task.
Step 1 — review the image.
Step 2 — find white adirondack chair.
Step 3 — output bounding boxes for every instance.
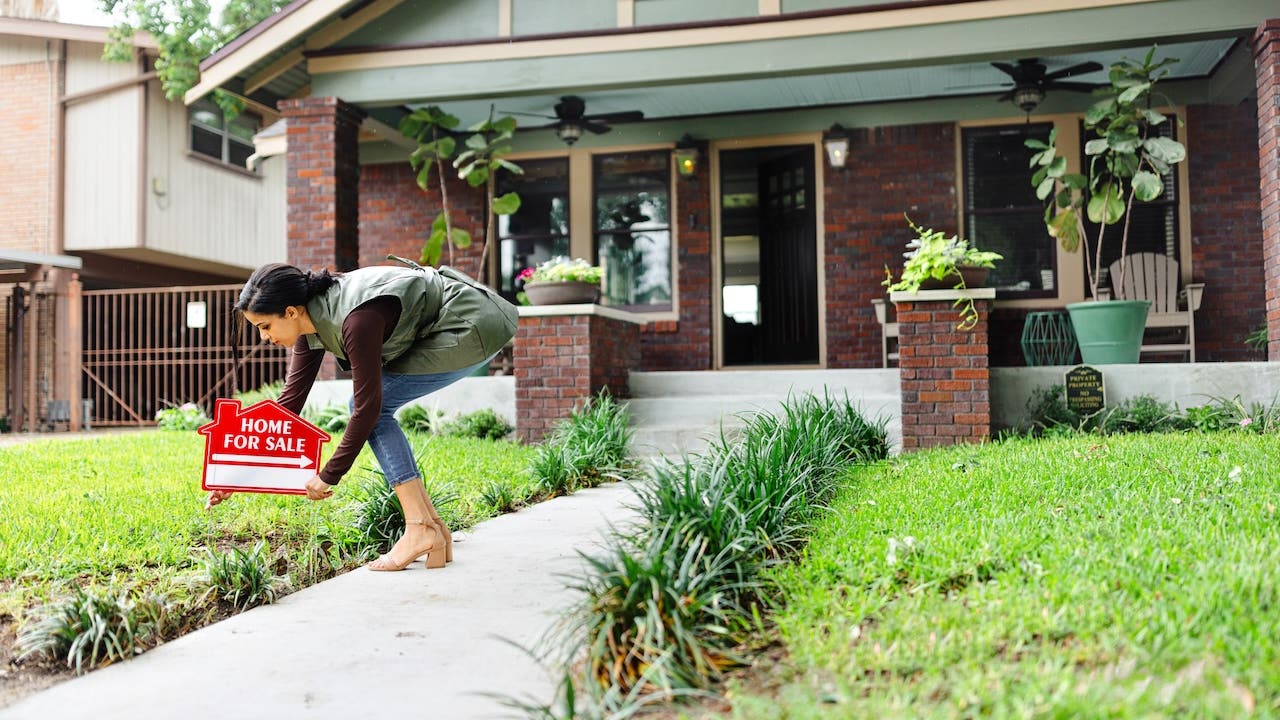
[1100,252,1205,362]
[871,298,899,367]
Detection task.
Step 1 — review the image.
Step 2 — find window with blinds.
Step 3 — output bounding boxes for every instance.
[962,123,1057,297]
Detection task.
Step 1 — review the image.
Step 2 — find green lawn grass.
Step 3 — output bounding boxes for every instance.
[730,432,1280,719]
[0,430,534,617]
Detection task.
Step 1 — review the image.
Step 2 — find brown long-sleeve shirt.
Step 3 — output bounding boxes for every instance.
[276,296,401,485]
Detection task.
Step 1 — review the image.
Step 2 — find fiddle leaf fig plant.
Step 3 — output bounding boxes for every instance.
[1026,46,1185,300]
[883,216,1002,331]
[400,106,524,277]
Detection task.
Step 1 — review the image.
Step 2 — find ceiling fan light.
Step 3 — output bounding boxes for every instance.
[1013,86,1045,113]
[557,123,582,145]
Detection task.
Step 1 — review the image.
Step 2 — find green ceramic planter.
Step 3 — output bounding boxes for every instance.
[1065,300,1151,365]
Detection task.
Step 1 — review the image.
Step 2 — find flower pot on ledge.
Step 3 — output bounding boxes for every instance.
[523,280,601,306]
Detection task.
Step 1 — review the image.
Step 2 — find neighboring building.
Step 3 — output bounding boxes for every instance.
[0,17,288,431]
[185,0,1278,379]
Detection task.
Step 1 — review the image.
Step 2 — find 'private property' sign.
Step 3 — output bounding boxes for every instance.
[197,399,330,495]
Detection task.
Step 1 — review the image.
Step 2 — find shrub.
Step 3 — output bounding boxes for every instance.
[154,402,210,431]
[439,409,513,440]
[189,542,291,612]
[18,586,171,674]
[304,404,350,433]
[397,404,447,435]
[529,393,634,497]
[479,480,529,514]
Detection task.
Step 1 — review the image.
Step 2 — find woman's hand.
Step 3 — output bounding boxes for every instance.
[206,490,234,509]
[305,475,335,501]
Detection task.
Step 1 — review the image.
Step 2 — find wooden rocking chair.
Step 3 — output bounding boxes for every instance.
[1100,252,1205,362]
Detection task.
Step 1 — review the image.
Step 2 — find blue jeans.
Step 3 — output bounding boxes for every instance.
[353,358,491,487]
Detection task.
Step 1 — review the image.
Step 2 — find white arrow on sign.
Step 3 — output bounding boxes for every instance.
[210,453,315,469]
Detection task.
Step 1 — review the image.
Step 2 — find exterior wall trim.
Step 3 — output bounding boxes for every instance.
[305,0,1163,73]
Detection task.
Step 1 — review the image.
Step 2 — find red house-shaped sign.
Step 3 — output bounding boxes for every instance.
[197,399,331,495]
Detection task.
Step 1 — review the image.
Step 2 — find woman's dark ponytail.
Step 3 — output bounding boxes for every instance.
[231,264,340,375]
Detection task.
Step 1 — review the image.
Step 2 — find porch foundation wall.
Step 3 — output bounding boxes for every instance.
[892,290,992,450]
[513,307,642,443]
[1256,19,1280,360]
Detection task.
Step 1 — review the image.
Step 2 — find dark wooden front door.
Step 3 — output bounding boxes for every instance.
[756,147,818,364]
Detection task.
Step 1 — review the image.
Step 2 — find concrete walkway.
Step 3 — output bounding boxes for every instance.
[1,482,639,720]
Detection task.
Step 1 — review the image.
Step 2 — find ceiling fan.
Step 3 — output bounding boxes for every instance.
[991,58,1103,113]
[509,95,644,145]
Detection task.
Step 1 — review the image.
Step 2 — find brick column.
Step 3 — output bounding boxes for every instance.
[1256,19,1280,360]
[514,306,643,443]
[891,289,993,450]
[279,97,365,273]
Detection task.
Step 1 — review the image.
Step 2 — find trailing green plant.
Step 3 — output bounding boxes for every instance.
[883,216,1001,330]
[398,404,448,435]
[439,409,513,440]
[154,402,210,431]
[1027,46,1186,299]
[545,392,888,716]
[189,541,291,612]
[17,585,172,674]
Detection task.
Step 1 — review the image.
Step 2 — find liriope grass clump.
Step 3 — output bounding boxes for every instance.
[547,392,888,716]
[530,392,635,498]
[17,585,173,674]
[189,541,292,612]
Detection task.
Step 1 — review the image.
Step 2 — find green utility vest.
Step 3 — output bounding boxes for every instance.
[304,265,518,374]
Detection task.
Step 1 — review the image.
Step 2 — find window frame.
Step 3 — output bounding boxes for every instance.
[955,111,1192,309]
[960,121,1058,300]
[188,99,261,172]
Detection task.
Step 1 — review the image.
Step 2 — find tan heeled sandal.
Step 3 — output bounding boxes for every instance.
[368,519,447,571]
[430,513,453,563]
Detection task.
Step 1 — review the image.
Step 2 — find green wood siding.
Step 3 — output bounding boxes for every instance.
[513,0,615,35]
[635,0,756,26]
[334,0,500,48]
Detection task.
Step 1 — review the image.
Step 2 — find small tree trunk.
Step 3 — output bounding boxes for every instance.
[433,128,453,267]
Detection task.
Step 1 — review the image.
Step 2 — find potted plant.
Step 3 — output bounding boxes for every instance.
[883,216,1002,330]
[519,256,604,306]
[1026,47,1186,364]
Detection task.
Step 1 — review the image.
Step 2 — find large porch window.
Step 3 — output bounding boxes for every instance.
[962,124,1056,297]
[497,158,570,302]
[593,151,673,311]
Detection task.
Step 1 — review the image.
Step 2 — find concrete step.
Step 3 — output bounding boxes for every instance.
[630,416,904,459]
[625,394,899,429]
[628,369,900,399]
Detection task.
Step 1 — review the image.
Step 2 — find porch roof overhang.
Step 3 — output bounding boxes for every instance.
[0,250,83,284]
[193,0,1274,141]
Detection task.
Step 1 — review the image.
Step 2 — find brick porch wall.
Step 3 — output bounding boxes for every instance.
[1187,100,1266,362]
[1256,19,1280,360]
[825,123,958,368]
[359,162,488,278]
